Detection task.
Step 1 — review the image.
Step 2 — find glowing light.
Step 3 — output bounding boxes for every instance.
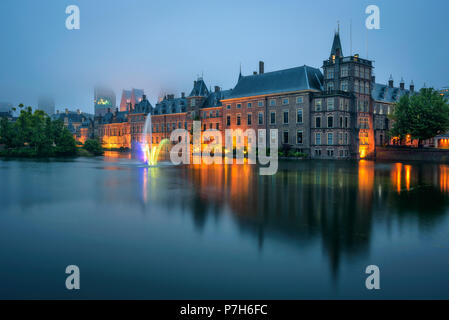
[141,139,169,166]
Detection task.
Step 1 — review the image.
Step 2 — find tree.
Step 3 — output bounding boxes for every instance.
[390,88,449,146]
[0,107,77,157]
[83,139,104,156]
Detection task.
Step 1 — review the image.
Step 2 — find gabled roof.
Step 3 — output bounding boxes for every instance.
[371,83,411,103]
[132,96,153,114]
[225,65,323,99]
[189,78,209,97]
[153,96,187,115]
[202,89,232,108]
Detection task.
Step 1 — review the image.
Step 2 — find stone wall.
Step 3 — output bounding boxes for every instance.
[374,147,449,162]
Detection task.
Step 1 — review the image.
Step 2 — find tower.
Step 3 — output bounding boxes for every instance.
[311,29,375,159]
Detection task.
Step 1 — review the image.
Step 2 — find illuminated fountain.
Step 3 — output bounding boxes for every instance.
[141,112,169,166]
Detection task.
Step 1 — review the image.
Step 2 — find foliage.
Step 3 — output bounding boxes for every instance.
[0,106,77,157]
[390,88,449,145]
[83,139,104,156]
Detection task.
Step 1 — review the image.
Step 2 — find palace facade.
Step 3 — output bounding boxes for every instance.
[89,30,422,159]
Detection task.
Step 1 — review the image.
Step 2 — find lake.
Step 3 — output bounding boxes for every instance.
[1,154,449,299]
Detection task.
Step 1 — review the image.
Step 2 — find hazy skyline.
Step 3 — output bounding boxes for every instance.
[1,0,448,113]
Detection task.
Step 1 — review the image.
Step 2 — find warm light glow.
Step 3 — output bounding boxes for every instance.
[141,139,169,166]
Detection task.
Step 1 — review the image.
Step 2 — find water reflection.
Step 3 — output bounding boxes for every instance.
[132,159,449,277]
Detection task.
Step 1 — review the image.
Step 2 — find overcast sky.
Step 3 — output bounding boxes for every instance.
[1,0,448,113]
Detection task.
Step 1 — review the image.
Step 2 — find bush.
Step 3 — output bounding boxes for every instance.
[83,139,104,156]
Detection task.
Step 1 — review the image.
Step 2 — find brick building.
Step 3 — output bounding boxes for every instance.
[88,29,424,159]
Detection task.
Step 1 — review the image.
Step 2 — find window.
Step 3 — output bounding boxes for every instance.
[283,98,289,105]
[258,101,264,107]
[283,131,289,144]
[328,116,333,128]
[296,96,303,104]
[283,111,289,124]
[341,65,348,77]
[341,81,348,92]
[345,133,348,144]
[339,99,345,110]
[355,80,359,93]
[247,113,252,125]
[315,149,322,156]
[270,111,276,124]
[327,149,334,157]
[237,103,241,109]
[226,115,231,126]
[203,124,206,131]
[216,123,219,130]
[316,133,321,145]
[247,102,252,108]
[226,104,231,109]
[297,131,303,144]
[327,82,334,91]
[339,116,343,128]
[327,98,334,111]
[237,114,241,126]
[339,133,343,145]
[328,133,333,145]
[315,117,321,128]
[315,99,322,111]
[327,68,334,79]
[297,109,303,123]
[270,99,276,106]
[345,116,349,128]
[184,122,187,129]
[258,112,264,125]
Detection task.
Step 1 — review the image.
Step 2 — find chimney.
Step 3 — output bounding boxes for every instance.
[77,109,80,115]
[410,81,415,93]
[214,86,220,93]
[181,92,185,98]
[253,71,257,75]
[65,108,69,114]
[142,94,146,100]
[400,78,405,90]
[371,75,376,83]
[388,75,394,88]
[107,108,111,113]
[193,80,197,87]
[259,61,264,74]
[167,94,174,100]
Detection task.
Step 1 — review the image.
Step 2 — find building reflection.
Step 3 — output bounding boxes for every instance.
[128,158,449,277]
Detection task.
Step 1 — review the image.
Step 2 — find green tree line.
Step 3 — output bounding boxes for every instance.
[389,88,449,146]
[0,105,77,157]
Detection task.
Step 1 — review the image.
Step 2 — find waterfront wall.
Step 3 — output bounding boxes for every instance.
[374,147,449,162]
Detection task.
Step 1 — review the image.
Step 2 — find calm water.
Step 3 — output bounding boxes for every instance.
[1,154,449,299]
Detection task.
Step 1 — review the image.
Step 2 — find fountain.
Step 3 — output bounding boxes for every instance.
[140,112,169,166]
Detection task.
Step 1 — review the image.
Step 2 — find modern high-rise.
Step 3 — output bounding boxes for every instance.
[94,87,116,116]
[37,97,55,116]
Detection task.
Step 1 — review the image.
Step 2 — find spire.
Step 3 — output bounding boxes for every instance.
[330,29,343,58]
[239,63,242,80]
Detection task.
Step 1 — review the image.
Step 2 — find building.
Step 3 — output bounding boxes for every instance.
[94,87,116,116]
[221,62,321,156]
[372,77,414,146]
[90,29,430,158]
[53,109,94,141]
[38,97,55,116]
[119,89,144,112]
